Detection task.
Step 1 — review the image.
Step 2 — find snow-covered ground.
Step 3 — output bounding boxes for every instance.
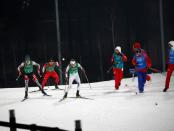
[0,73,174,131]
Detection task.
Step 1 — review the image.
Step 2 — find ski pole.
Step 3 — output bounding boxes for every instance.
[64,77,69,92]
[58,69,66,77]
[106,65,113,73]
[132,72,135,82]
[148,67,162,73]
[82,70,92,89]
[38,73,42,78]
[16,74,21,81]
[129,69,136,82]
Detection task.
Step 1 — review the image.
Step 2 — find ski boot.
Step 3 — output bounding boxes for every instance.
[76,90,81,98]
[24,91,28,99]
[163,88,167,92]
[115,86,119,90]
[55,84,59,89]
[55,84,61,90]
[63,92,68,98]
[139,90,144,93]
[41,89,50,96]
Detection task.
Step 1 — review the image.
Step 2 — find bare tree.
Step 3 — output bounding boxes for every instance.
[105,7,117,49]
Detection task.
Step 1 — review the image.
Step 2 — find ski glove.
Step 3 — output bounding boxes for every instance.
[147,63,152,68]
[65,76,68,83]
[119,53,123,57]
[18,71,22,76]
[82,68,85,73]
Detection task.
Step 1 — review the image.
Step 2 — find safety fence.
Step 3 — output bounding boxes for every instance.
[0,109,82,131]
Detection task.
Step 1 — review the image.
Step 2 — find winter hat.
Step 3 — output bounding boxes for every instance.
[169,40,174,47]
[25,55,30,61]
[115,46,121,53]
[133,42,141,49]
[48,57,54,62]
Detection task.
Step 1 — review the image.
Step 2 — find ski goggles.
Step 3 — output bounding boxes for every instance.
[135,49,141,54]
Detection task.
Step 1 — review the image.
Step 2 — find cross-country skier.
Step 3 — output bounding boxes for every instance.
[132,48,152,93]
[42,58,60,89]
[132,41,151,81]
[111,46,127,89]
[163,41,174,92]
[17,55,48,98]
[63,59,85,98]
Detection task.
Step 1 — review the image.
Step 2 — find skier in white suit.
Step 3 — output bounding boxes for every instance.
[63,59,85,98]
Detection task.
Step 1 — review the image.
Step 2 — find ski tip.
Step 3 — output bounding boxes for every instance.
[21,98,27,102]
[69,96,94,100]
[43,94,52,96]
[59,98,66,102]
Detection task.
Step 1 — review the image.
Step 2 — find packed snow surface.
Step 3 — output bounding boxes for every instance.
[0,73,174,131]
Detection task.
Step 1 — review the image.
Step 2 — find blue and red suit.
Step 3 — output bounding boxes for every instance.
[133,42,151,81]
[132,50,151,93]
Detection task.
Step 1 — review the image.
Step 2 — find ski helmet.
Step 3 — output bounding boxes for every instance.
[115,46,121,53]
